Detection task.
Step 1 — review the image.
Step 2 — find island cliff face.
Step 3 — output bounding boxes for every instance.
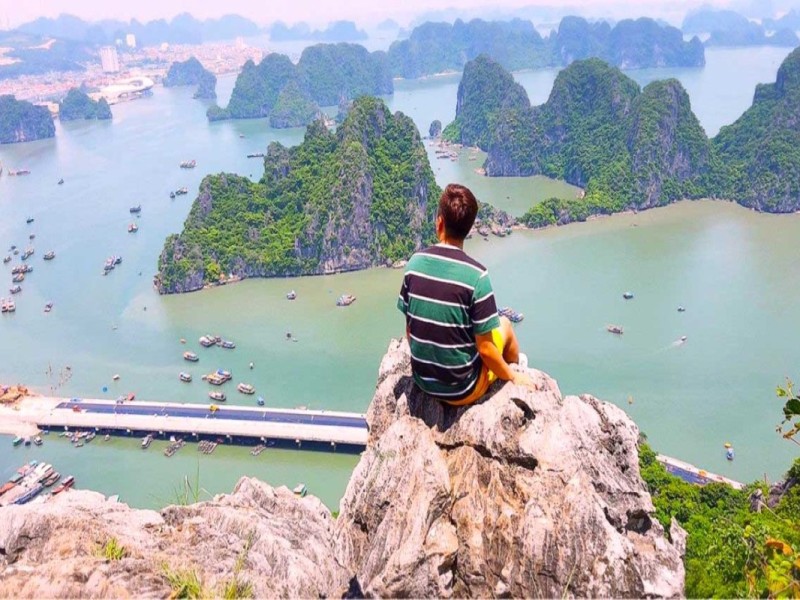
[58,88,112,121]
[0,95,55,144]
[157,97,438,294]
[163,57,217,100]
[0,339,685,598]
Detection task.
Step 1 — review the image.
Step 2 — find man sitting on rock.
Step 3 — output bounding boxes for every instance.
[397,183,535,406]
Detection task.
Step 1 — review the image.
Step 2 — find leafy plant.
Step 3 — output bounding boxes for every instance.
[95,537,127,561]
[161,563,205,599]
[777,379,800,446]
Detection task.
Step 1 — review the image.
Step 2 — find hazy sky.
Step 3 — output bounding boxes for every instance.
[0,0,729,29]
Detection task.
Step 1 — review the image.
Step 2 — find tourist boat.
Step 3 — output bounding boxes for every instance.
[292,483,307,497]
[43,251,55,260]
[623,291,634,300]
[125,392,135,402]
[4,300,16,313]
[12,436,23,446]
[208,391,226,402]
[246,152,265,158]
[21,248,34,260]
[42,471,61,487]
[44,301,53,313]
[220,340,236,349]
[216,369,232,381]
[179,160,196,169]
[10,169,31,176]
[3,256,10,264]
[14,484,44,505]
[52,475,75,495]
[498,307,524,323]
[129,205,142,213]
[26,217,34,223]
[183,351,199,362]
[606,325,624,335]
[128,223,138,233]
[32,436,43,446]
[205,373,226,385]
[57,178,64,185]
[176,187,188,195]
[9,285,21,295]
[141,434,153,449]
[237,383,255,395]
[199,335,216,347]
[257,396,265,406]
[179,372,192,382]
[336,294,356,307]
[286,290,297,300]
[86,431,96,442]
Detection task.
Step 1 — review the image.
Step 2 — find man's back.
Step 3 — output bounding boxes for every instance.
[398,243,499,401]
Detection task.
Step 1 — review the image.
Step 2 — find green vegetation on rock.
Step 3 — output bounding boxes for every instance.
[208,44,392,126]
[58,88,112,121]
[0,95,55,144]
[164,57,217,100]
[158,97,439,293]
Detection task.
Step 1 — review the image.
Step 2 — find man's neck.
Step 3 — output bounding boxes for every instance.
[437,235,464,250]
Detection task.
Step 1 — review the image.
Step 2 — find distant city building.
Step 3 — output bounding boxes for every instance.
[100,46,120,73]
[235,37,245,50]
[125,34,137,48]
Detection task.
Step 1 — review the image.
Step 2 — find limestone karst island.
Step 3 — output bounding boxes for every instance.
[1,3,799,599]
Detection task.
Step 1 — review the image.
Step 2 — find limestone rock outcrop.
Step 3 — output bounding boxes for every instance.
[334,338,685,597]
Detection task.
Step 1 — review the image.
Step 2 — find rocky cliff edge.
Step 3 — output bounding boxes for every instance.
[0,339,685,598]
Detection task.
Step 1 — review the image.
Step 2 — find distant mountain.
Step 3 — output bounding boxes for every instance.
[387,17,704,79]
[0,32,90,80]
[58,88,112,121]
[764,9,800,31]
[682,8,752,34]
[0,95,56,143]
[164,57,217,100]
[268,20,367,42]
[681,7,798,47]
[376,19,400,31]
[16,12,260,46]
[208,44,392,126]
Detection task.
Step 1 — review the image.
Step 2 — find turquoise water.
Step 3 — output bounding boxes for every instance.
[0,47,797,509]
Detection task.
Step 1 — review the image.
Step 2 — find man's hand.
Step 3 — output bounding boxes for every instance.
[512,371,539,390]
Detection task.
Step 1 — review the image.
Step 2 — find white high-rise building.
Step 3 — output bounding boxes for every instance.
[125,34,136,48]
[100,46,120,73]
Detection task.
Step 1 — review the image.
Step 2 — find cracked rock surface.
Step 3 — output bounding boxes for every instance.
[333,338,685,598]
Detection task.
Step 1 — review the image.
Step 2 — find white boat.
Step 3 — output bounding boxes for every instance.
[292,483,307,497]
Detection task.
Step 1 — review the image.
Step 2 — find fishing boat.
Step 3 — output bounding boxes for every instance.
[257,396,265,406]
[606,325,624,335]
[43,251,55,260]
[9,285,21,294]
[128,223,138,233]
[237,383,255,395]
[677,306,686,312]
[623,291,634,300]
[52,475,75,495]
[336,294,356,307]
[183,351,199,362]
[129,205,142,213]
[176,187,188,195]
[180,160,196,169]
[169,191,176,199]
[292,483,307,497]
[21,248,34,260]
[57,178,64,185]
[26,217,34,224]
[286,290,297,300]
[12,436,23,447]
[3,256,10,264]
[208,391,227,402]
[141,434,153,449]
[32,436,43,446]
[680,335,688,342]
[44,301,53,313]
[220,340,236,349]
[179,372,192,382]
[4,299,16,313]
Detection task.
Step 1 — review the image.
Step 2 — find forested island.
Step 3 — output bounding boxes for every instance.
[164,57,217,100]
[0,31,90,80]
[443,48,800,226]
[157,97,437,293]
[682,8,798,47]
[0,95,55,143]
[268,20,367,42]
[58,88,112,121]
[387,17,704,79]
[206,44,392,126]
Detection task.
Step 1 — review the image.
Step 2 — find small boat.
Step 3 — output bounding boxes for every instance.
[52,475,75,495]
[209,391,227,402]
[42,471,61,487]
[237,383,255,395]
[128,223,138,233]
[44,302,53,312]
[336,294,356,307]
[220,340,236,349]
[606,325,624,335]
[12,436,23,446]
[623,291,634,300]
[3,256,10,263]
[0,482,16,497]
[112,374,120,381]
[179,160,196,169]
[32,436,43,446]
[43,251,55,260]
[10,169,31,176]
[104,434,111,441]
[176,187,188,195]
[170,191,176,199]
[26,217,34,224]
[129,205,142,213]
[183,351,199,362]
[216,369,232,381]
[179,372,192,382]
[726,447,735,461]
[679,335,687,342]
[57,178,64,185]
[21,248,34,260]
[246,152,265,158]
[257,396,265,406]
[286,290,297,300]
[5,300,15,313]
[677,306,686,312]
[141,434,153,449]
[23,437,30,445]
[11,274,24,283]
[292,483,307,497]
[14,484,44,505]
[9,285,21,294]
[199,335,216,347]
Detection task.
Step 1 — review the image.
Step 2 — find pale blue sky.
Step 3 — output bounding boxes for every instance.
[0,0,729,29]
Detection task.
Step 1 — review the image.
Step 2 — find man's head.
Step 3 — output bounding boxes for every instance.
[436,183,478,242]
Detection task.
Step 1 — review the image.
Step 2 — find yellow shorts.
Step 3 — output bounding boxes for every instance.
[442,327,505,406]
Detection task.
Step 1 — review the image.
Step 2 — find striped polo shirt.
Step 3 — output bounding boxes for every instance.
[397,243,501,401]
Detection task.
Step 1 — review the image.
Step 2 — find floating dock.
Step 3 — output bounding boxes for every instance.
[657,454,744,490]
[34,398,368,454]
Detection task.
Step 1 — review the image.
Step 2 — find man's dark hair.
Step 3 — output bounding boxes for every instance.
[439,183,478,240]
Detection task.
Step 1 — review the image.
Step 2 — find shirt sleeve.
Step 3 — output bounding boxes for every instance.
[397,275,409,315]
[470,271,500,335]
